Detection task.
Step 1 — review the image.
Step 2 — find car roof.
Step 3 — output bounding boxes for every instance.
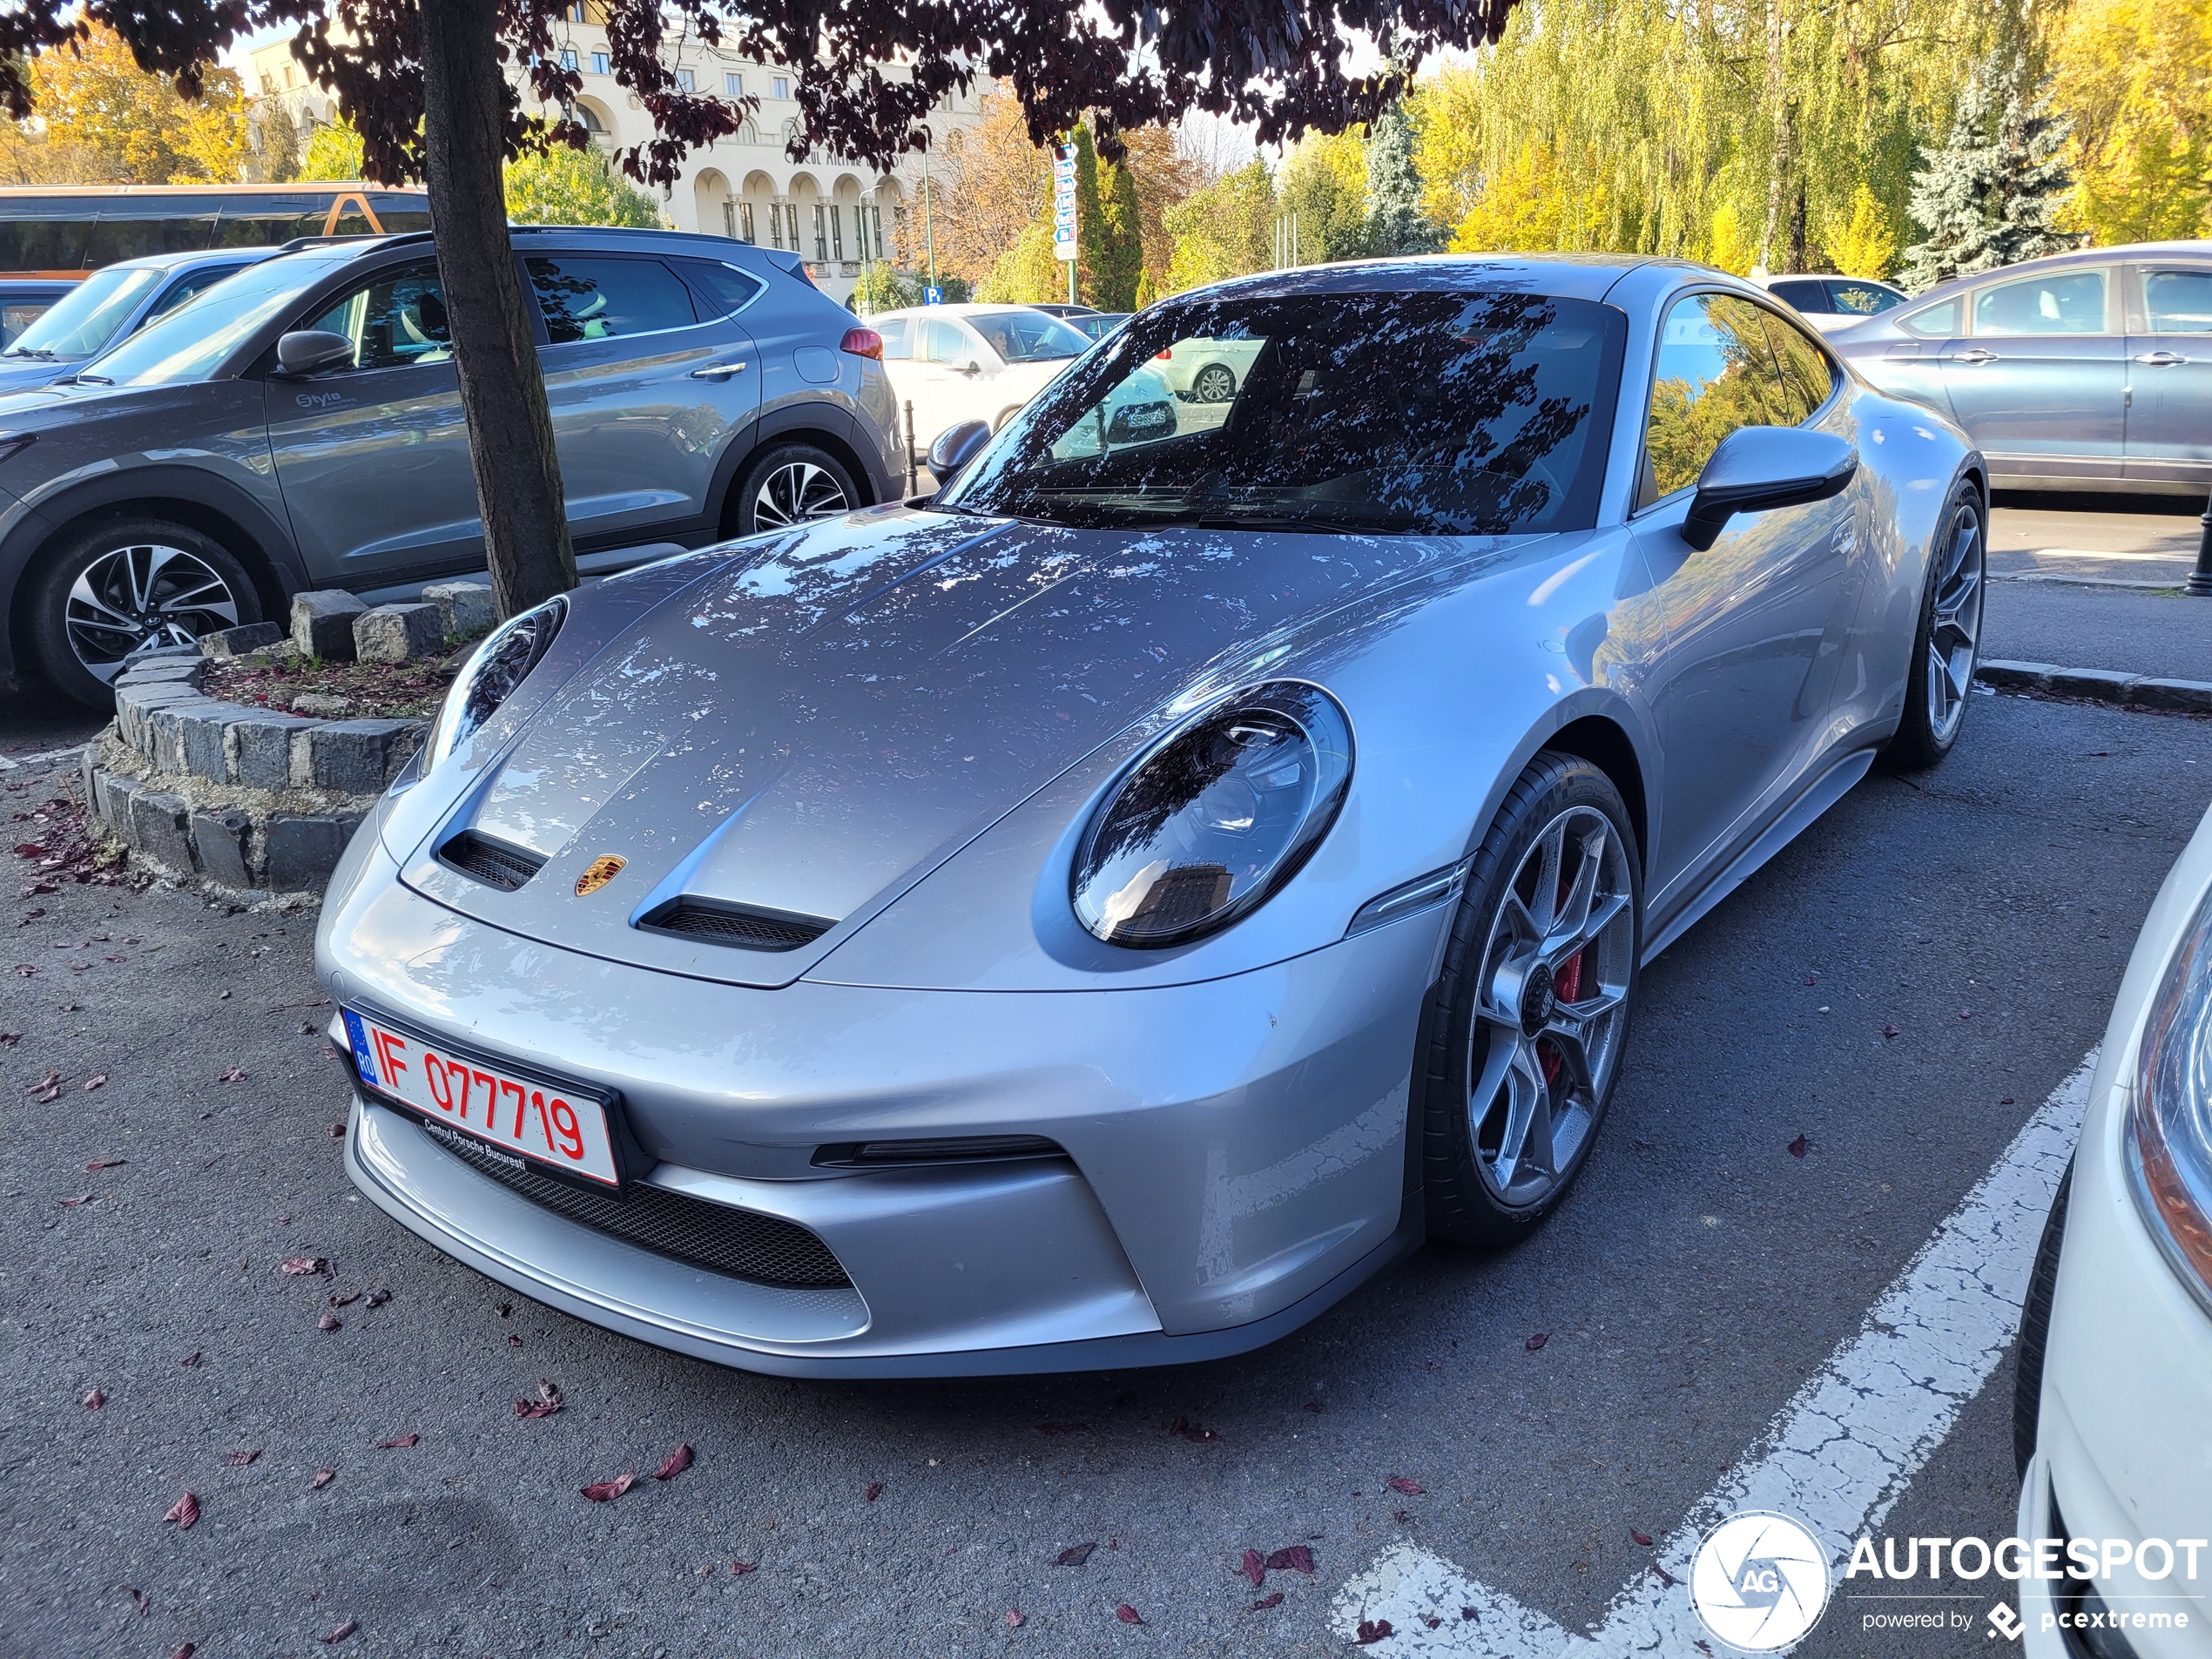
[1185,253,1659,304]
[1906,240,2212,307]
[99,246,282,274]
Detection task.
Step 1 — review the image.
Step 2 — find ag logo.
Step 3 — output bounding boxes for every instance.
[574,854,626,897]
[1689,1510,1831,1651]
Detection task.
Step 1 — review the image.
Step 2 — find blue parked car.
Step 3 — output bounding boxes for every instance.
[0,248,276,392]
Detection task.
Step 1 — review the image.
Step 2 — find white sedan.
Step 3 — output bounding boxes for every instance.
[1754,273,1911,333]
[869,304,1091,453]
[2016,798,2212,1657]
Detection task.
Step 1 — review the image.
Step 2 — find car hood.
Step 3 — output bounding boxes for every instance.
[398,506,1549,988]
[0,356,76,391]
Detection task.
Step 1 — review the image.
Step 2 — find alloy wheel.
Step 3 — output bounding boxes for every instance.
[1192,365,1236,403]
[1925,502,1985,744]
[1469,806,1635,1209]
[64,543,241,685]
[753,461,852,529]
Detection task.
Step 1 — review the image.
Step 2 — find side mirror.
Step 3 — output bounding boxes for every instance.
[273,329,355,378]
[927,418,992,485]
[1683,427,1857,550]
[961,361,981,377]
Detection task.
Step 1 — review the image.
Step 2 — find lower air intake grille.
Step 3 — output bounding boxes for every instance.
[421,1122,851,1288]
[437,831,545,892]
[637,899,831,952]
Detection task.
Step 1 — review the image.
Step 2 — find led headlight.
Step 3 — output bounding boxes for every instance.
[1071,680,1352,948]
[425,595,566,770]
[2128,883,2212,1312]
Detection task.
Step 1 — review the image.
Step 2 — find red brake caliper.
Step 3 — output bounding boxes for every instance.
[1540,870,1586,1087]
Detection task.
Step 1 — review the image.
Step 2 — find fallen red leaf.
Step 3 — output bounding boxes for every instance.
[375,1433,418,1449]
[1883,1023,1899,1039]
[328,1291,361,1307]
[1004,1609,1025,1628]
[82,1076,108,1093]
[2000,1096,2016,1106]
[365,1288,390,1307]
[1241,1548,1265,1588]
[224,1449,260,1467]
[505,1334,522,1348]
[1526,1332,1549,1352]
[280,1257,328,1277]
[1116,1603,1143,1625]
[179,1352,200,1367]
[731,1561,758,1575]
[1652,1563,1677,1588]
[654,1443,693,1480]
[1631,1527,1654,1547]
[582,1472,636,1502]
[1959,1008,1973,1020]
[83,1388,104,1409]
[1386,1476,1423,1496]
[58,1192,91,1207]
[317,1312,341,1332]
[1056,1542,1096,1567]
[217,1066,246,1082]
[171,1646,195,1659]
[515,1380,564,1420]
[12,842,44,857]
[864,1480,883,1501]
[1787,1134,1809,1159]
[1249,1593,1285,1611]
[0,1032,17,1047]
[1356,1618,1394,1644]
[312,1468,336,1489]
[162,1492,199,1529]
[1265,1545,1315,1574]
[320,1618,357,1644]
[327,1122,346,1138]
[84,1155,123,1168]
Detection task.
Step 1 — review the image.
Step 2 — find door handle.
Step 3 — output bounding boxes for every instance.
[1947,348,2000,365]
[2134,350,2188,367]
[688,360,748,381]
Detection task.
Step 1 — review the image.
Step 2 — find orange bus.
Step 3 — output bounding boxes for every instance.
[0,183,433,277]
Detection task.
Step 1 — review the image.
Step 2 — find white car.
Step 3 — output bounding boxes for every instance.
[1755,274,1911,333]
[1150,334,1267,402]
[2016,799,2212,1658]
[869,303,1091,451]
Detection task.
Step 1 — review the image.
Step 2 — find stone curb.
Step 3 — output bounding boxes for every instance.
[1976,658,2212,713]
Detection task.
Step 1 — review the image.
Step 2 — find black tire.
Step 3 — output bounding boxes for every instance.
[1421,752,1642,1248]
[24,516,263,711]
[1191,363,1238,403]
[727,443,859,536]
[2013,1161,2072,1483]
[1881,479,1986,772]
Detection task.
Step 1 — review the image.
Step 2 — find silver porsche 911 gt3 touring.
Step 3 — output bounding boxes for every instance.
[317,255,1987,1377]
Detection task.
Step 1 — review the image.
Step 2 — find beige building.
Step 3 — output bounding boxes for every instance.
[248,10,979,305]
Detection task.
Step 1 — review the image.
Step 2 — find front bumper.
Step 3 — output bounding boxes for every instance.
[320,840,1445,1375]
[2021,806,2212,1659]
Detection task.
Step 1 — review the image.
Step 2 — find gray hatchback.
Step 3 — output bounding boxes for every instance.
[0,226,904,707]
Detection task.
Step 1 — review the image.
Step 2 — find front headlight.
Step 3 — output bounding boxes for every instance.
[424,595,566,770]
[2128,884,2212,1312]
[1070,680,1352,948]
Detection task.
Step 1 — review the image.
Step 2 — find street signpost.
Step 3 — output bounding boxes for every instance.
[924,285,943,305]
[1052,142,1078,307]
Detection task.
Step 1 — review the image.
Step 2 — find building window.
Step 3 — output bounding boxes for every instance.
[590,51,608,75]
[675,68,695,92]
[738,202,755,244]
[812,204,829,261]
[557,47,577,71]
[725,72,742,98]
[771,76,788,99]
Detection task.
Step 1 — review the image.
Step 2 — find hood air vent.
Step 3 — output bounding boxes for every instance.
[637,898,832,952]
[438,830,546,892]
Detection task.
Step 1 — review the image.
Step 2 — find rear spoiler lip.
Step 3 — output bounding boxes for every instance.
[759,247,815,288]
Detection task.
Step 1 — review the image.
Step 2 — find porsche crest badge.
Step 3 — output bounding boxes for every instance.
[575,855,626,897]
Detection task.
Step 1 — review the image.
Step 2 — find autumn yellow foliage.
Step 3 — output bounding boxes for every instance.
[4,24,249,185]
[2048,0,2212,244]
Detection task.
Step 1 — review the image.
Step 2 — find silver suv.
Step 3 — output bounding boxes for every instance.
[0,227,904,707]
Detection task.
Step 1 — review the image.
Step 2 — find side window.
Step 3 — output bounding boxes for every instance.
[1897,295,1961,338]
[874,316,912,360]
[301,263,450,372]
[527,256,698,345]
[147,265,243,322]
[1972,269,2108,336]
[1640,293,1791,506]
[919,317,969,365]
[2143,270,2212,334]
[1761,310,1837,423]
[1767,279,1830,313]
[1828,280,1903,318]
[672,258,765,318]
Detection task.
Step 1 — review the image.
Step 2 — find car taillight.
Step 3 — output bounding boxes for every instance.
[840,327,883,361]
[1155,349,1173,360]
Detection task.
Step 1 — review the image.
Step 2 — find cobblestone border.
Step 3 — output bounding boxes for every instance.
[84,646,428,894]
[1976,658,2212,713]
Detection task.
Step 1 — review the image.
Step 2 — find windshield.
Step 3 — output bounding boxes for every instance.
[7,266,162,359]
[74,255,327,387]
[943,290,1625,536]
[968,308,1089,363]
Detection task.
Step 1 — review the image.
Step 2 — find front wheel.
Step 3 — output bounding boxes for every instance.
[1420,752,1642,1248]
[728,443,858,536]
[25,516,262,711]
[1881,481,1986,771]
[1191,363,1238,403]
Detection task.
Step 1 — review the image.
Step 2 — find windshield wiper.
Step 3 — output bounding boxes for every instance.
[3,347,52,360]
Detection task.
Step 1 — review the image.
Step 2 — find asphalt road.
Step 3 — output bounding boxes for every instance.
[3,672,2209,1657]
[1990,489,2205,588]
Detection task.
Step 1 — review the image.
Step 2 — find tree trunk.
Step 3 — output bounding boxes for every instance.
[419,0,576,620]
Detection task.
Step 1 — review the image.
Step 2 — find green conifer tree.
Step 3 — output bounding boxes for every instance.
[1095,138,1145,309]
[1364,100,1438,255]
[1900,45,2078,292]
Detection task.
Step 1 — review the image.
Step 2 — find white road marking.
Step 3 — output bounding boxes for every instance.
[1330,1051,2098,1655]
[0,741,88,772]
[2028,549,2189,564]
